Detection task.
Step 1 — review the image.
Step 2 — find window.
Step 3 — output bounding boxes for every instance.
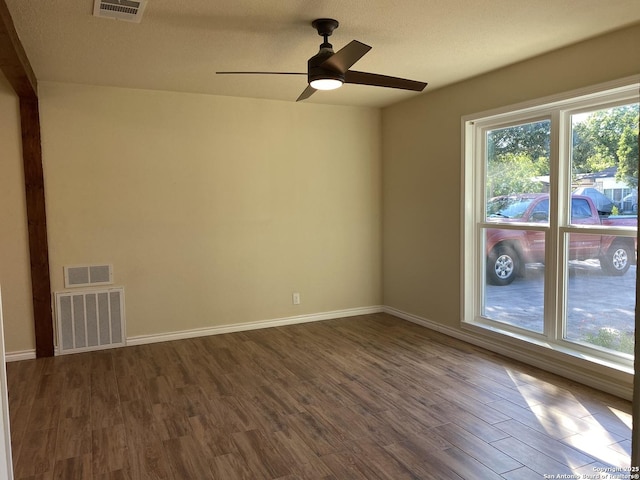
[463,80,639,370]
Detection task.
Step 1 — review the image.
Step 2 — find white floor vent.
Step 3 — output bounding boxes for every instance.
[55,287,126,355]
[93,0,147,23]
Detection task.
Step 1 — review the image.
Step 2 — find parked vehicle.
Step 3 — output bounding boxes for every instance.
[486,194,637,285]
[572,186,615,214]
[621,191,638,214]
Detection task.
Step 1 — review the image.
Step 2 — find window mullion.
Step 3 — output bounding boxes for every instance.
[550,110,572,342]
[542,110,559,341]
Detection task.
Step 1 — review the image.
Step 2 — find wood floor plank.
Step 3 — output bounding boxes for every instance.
[231,429,291,479]
[54,416,91,461]
[286,456,335,479]
[429,402,510,443]
[92,469,133,480]
[5,313,631,479]
[90,373,123,430]
[151,402,192,441]
[562,432,632,468]
[163,435,214,479]
[271,427,325,468]
[293,377,356,409]
[486,398,584,439]
[435,374,504,404]
[52,455,91,480]
[188,414,238,457]
[8,403,30,460]
[501,465,546,480]
[383,440,463,480]
[284,411,345,457]
[14,427,57,478]
[495,419,596,468]
[374,406,445,438]
[491,436,575,476]
[444,363,530,406]
[122,430,172,479]
[218,395,262,432]
[58,387,90,420]
[114,374,149,403]
[432,422,521,473]
[35,373,65,400]
[585,410,633,440]
[6,358,44,408]
[320,451,385,480]
[433,389,511,425]
[303,404,381,444]
[208,452,256,480]
[26,397,61,432]
[344,438,429,479]
[440,446,506,480]
[91,424,129,475]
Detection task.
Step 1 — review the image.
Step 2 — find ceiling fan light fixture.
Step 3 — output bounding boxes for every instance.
[310,78,343,90]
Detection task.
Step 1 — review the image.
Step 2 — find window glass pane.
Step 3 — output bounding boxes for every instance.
[564,233,636,355]
[483,228,545,334]
[485,120,551,221]
[571,103,639,220]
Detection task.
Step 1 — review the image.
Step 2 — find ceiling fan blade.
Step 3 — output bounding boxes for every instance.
[345,70,427,91]
[321,40,371,73]
[216,71,306,75]
[296,85,316,102]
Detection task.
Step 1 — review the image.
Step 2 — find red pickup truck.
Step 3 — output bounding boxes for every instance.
[486,194,637,285]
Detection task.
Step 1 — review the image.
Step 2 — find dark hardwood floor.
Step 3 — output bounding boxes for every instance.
[6,313,632,479]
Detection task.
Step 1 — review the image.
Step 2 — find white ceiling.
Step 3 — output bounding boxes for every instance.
[6,0,640,108]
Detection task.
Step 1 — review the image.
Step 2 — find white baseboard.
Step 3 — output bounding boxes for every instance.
[383,306,633,401]
[4,350,36,362]
[127,305,384,346]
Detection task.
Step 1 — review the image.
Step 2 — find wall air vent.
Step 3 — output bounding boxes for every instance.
[64,264,113,288]
[93,0,147,23]
[55,287,126,354]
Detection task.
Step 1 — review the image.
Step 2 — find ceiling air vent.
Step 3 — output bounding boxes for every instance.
[93,0,147,23]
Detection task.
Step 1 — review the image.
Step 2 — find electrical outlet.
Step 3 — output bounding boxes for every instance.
[292,292,301,305]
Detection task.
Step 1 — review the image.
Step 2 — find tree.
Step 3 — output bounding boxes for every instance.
[487,120,550,164]
[487,153,547,198]
[572,104,639,174]
[616,113,639,189]
[486,121,550,197]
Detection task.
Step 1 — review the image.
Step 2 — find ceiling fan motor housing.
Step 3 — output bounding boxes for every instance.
[308,47,345,85]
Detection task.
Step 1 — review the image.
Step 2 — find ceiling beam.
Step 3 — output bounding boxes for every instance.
[0,0,54,357]
[0,1,36,98]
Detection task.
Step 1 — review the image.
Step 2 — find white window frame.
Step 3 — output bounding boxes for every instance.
[462,77,639,374]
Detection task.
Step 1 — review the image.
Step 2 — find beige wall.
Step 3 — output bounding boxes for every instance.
[382,26,640,329]
[38,83,381,341]
[0,74,36,353]
[3,24,637,357]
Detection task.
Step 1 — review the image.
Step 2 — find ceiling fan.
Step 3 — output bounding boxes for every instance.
[217,18,428,101]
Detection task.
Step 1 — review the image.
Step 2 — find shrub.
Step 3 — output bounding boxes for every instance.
[584,327,634,354]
